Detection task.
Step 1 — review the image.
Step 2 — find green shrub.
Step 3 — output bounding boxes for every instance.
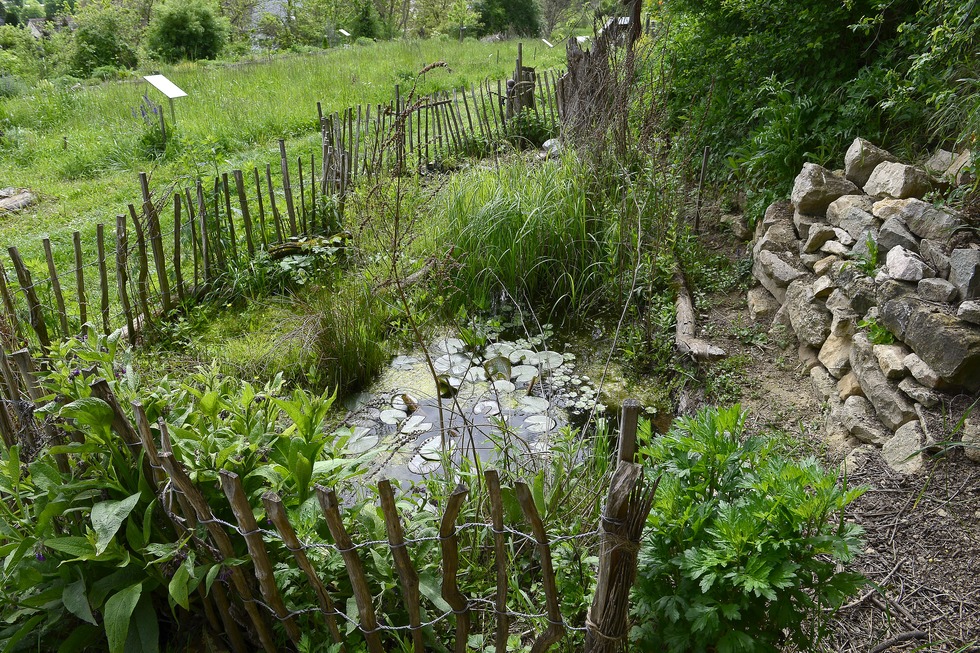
[69,3,137,77]
[633,406,866,652]
[146,0,228,63]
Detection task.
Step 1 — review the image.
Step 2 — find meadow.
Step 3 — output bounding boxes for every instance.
[0,38,564,258]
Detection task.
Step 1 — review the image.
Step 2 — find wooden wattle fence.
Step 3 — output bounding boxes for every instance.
[0,49,567,354]
[0,339,656,652]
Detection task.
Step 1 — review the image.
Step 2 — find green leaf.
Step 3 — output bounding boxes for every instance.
[418,572,452,614]
[168,554,195,611]
[63,579,98,625]
[59,397,115,430]
[204,564,221,594]
[56,625,102,653]
[125,595,159,653]
[0,614,45,653]
[104,584,142,653]
[92,493,141,555]
[44,536,95,558]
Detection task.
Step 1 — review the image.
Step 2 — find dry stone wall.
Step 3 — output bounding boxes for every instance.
[749,138,980,473]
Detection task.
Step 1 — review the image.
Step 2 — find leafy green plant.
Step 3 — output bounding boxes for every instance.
[633,406,866,652]
[858,315,895,345]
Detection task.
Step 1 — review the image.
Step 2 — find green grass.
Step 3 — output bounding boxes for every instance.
[0,39,563,258]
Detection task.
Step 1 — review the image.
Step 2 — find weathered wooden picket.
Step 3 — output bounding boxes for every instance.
[0,53,566,354]
[0,339,655,652]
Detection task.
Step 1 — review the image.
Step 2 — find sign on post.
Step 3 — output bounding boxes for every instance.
[143,74,187,126]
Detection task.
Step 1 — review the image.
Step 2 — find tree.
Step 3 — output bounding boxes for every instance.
[69,2,138,76]
[350,0,378,38]
[476,0,539,36]
[146,0,228,62]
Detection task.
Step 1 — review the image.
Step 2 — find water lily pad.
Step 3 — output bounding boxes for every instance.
[401,414,433,435]
[536,351,564,372]
[434,338,466,354]
[392,355,419,370]
[473,400,500,416]
[434,353,471,375]
[520,396,550,414]
[380,409,407,425]
[418,436,447,460]
[492,380,516,394]
[525,415,556,433]
[347,428,380,454]
[464,366,487,382]
[483,356,512,381]
[511,365,538,385]
[485,343,515,359]
[508,349,536,364]
[408,453,441,475]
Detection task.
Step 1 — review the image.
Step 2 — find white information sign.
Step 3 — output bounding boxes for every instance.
[338,28,351,37]
[143,75,187,100]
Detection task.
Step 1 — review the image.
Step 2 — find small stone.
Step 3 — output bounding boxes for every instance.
[801,253,826,270]
[851,333,918,429]
[810,365,837,401]
[786,278,832,347]
[957,300,980,326]
[882,421,927,474]
[920,240,951,279]
[838,371,863,400]
[831,206,878,241]
[793,163,862,215]
[819,332,852,379]
[949,249,980,301]
[878,217,919,254]
[923,149,955,176]
[814,255,839,277]
[842,395,892,445]
[747,286,781,323]
[798,343,821,373]
[886,246,934,282]
[833,228,856,247]
[961,418,980,463]
[904,353,942,388]
[898,377,941,408]
[946,150,975,186]
[917,277,958,303]
[812,276,835,299]
[755,221,800,254]
[821,240,851,256]
[793,210,823,241]
[844,138,899,187]
[754,250,806,303]
[864,161,933,199]
[872,198,963,241]
[841,444,878,475]
[874,343,910,379]
[803,225,837,253]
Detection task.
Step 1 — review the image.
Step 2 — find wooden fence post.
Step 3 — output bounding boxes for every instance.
[484,470,510,653]
[139,173,171,313]
[262,492,345,650]
[172,195,186,305]
[96,224,110,335]
[315,485,385,653]
[440,483,470,653]
[7,246,50,349]
[584,402,658,653]
[10,348,72,471]
[378,479,424,653]
[279,140,298,237]
[72,232,87,329]
[219,470,301,644]
[159,453,279,653]
[127,204,152,324]
[0,260,23,342]
[515,481,565,653]
[115,215,137,345]
[233,170,255,257]
[42,238,68,337]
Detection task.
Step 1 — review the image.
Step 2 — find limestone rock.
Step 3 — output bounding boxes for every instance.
[842,395,892,445]
[754,221,799,255]
[957,300,980,326]
[761,201,795,231]
[810,365,837,401]
[898,377,940,409]
[849,230,879,262]
[886,246,934,282]
[827,194,876,224]
[878,280,918,340]
[882,421,927,474]
[812,275,835,299]
[864,161,932,199]
[721,213,753,241]
[947,150,974,186]
[923,149,955,176]
[903,353,942,389]
[818,332,852,379]
[792,163,861,215]
[838,371,863,400]
[872,198,963,241]
[831,205,878,241]
[793,210,823,242]
[785,278,832,347]
[844,138,898,187]
[803,225,837,254]
[917,277,958,303]
[949,249,980,301]
[814,255,839,277]
[747,286,780,323]
[874,343,910,380]
[0,191,36,213]
[801,253,825,271]
[877,217,919,254]
[798,343,822,373]
[961,418,980,463]
[753,250,805,304]
[834,228,856,247]
[920,240,951,279]
[850,332,918,430]
[821,240,850,257]
[902,308,980,390]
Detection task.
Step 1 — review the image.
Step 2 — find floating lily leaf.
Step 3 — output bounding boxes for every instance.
[508,348,535,364]
[520,396,550,414]
[380,409,407,425]
[525,415,557,433]
[483,356,512,381]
